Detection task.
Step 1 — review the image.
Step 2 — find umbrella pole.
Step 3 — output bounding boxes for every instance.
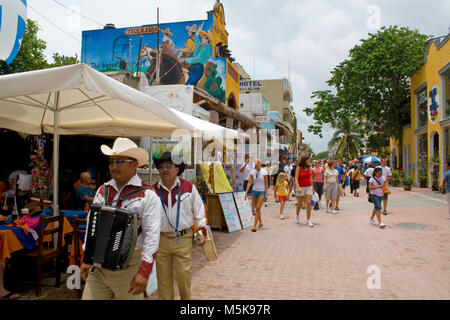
[52,92,60,217]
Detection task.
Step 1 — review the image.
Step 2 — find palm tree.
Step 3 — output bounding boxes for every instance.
[328,116,365,160]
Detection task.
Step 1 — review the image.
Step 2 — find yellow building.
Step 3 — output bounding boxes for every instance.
[391,34,450,185]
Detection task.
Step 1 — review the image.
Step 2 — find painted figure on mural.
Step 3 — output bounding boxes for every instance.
[176,22,204,69]
[179,30,213,86]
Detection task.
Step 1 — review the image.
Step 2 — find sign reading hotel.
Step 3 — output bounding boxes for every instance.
[255,115,269,123]
[239,80,264,92]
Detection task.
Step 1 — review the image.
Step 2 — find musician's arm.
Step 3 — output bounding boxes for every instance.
[191,185,207,245]
[136,191,161,279]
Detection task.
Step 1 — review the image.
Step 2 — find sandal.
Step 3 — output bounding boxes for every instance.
[0,292,20,300]
[251,228,257,232]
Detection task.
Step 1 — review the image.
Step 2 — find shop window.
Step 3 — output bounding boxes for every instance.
[444,127,450,164]
[417,88,428,128]
[444,69,450,119]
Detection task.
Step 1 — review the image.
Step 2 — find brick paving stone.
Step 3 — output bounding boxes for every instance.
[16,185,449,300]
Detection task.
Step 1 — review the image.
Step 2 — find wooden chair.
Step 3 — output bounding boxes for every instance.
[26,212,65,296]
[73,215,87,298]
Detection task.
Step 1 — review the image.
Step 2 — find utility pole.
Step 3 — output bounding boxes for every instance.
[156,7,160,85]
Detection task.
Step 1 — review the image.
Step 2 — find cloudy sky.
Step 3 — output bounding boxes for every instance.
[27,0,450,152]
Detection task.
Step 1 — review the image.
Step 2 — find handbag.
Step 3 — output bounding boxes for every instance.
[368,194,373,203]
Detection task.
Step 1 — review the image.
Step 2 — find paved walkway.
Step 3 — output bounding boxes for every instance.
[18,185,449,300]
[149,185,450,300]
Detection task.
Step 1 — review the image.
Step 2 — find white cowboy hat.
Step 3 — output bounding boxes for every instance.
[101,137,149,167]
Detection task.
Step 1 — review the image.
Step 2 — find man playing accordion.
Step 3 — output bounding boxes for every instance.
[80,138,162,300]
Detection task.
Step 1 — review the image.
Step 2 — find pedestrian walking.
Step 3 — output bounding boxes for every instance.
[294,155,314,227]
[245,159,268,232]
[284,159,294,198]
[240,154,255,211]
[151,152,207,300]
[312,160,325,203]
[377,159,392,215]
[441,161,450,219]
[275,172,288,220]
[273,159,286,202]
[335,161,345,210]
[368,167,387,228]
[351,165,361,197]
[364,162,376,194]
[324,160,338,214]
[81,137,162,300]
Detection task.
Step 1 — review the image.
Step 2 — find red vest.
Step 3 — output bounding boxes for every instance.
[97,182,155,208]
[152,179,193,207]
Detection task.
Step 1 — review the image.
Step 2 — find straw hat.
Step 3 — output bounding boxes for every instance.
[153,151,185,176]
[161,27,173,36]
[198,30,214,43]
[186,24,198,33]
[100,138,149,167]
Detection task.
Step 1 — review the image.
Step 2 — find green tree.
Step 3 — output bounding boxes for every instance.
[305,26,429,144]
[327,116,365,160]
[313,151,329,160]
[0,19,47,74]
[297,142,314,157]
[0,19,79,74]
[48,53,79,68]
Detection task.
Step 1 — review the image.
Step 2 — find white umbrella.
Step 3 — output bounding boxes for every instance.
[0,63,198,215]
[363,156,380,164]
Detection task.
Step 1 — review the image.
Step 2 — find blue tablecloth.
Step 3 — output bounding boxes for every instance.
[42,209,87,226]
[0,210,87,252]
[0,217,40,251]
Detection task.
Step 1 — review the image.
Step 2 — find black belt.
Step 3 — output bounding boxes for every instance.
[161,228,191,237]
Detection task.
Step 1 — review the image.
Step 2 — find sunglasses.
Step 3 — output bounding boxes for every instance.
[157,163,175,170]
[109,159,135,166]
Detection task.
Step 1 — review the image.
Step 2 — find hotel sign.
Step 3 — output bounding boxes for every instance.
[239,80,264,92]
[255,115,269,123]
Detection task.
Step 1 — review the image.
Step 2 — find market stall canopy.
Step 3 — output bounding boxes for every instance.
[172,109,249,141]
[0,63,196,137]
[0,63,198,216]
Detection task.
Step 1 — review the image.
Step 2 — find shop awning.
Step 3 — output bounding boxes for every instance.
[0,63,197,137]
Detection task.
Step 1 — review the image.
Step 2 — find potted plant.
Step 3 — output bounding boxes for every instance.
[402,176,413,191]
[430,155,440,191]
[391,169,402,187]
[417,156,428,188]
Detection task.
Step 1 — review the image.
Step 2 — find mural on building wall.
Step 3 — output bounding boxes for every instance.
[429,85,439,124]
[81,18,226,102]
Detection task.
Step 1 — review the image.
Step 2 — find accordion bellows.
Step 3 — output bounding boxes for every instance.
[84,204,138,271]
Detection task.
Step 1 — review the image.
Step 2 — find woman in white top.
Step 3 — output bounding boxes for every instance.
[324,160,339,214]
[245,159,268,232]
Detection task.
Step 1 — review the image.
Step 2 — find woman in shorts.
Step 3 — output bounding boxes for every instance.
[245,159,268,232]
[324,160,339,214]
[294,156,314,227]
[369,167,387,228]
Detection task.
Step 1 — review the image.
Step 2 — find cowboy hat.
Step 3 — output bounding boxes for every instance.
[161,27,173,36]
[186,24,198,33]
[101,137,149,167]
[198,30,214,42]
[153,151,185,176]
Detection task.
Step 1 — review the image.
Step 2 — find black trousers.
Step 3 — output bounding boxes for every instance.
[313,182,324,201]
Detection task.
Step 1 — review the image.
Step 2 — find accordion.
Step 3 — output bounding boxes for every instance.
[83,204,139,271]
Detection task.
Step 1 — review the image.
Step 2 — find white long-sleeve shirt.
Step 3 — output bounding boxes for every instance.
[154,177,206,233]
[84,174,161,266]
